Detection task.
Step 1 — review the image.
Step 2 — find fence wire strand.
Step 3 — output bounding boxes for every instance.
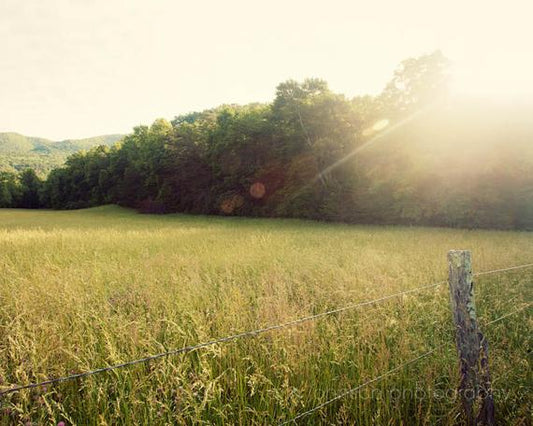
[474,263,533,277]
[278,347,442,425]
[0,280,444,396]
[0,262,531,397]
[484,302,532,326]
[279,301,532,425]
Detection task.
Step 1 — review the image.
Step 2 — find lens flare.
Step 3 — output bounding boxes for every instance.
[220,194,244,214]
[373,119,389,132]
[250,182,266,199]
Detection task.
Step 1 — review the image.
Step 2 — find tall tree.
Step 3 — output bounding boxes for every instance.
[0,171,19,207]
[18,169,42,209]
[379,50,450,118]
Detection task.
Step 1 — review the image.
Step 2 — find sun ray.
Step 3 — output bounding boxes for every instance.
[314,101,442,183]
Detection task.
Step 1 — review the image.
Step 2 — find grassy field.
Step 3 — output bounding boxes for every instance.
[0,206,531,425]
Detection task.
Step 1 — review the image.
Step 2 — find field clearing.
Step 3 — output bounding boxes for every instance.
[0,206,531,425]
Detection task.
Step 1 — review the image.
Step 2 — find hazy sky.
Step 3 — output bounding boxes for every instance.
[1,0,532,140]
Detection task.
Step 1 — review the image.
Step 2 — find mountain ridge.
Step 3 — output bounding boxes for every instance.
[0,132,124,175]
[0,132,124,154]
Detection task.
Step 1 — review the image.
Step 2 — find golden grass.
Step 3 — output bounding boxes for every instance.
[0,206,531,425]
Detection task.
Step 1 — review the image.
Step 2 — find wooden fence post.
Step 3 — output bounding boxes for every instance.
[447,250,494,426]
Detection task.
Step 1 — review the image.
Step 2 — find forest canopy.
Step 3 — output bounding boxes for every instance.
[1,51,532,230]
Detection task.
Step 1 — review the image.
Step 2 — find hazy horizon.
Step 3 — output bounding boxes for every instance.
[2,0,532,140]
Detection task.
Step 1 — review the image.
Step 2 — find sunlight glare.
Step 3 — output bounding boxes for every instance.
[450,56,533,98]
[373,119,390,132]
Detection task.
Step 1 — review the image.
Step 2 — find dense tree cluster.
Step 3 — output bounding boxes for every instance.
[1,51,532,229]
[0,169,42,208]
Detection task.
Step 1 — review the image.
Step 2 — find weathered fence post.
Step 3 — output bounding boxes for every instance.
[447,250,494,425]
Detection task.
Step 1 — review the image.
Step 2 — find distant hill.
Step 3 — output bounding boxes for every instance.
[0,132,123,175]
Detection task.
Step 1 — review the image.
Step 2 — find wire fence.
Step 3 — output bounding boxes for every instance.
[279,301,532,425]
[473,262,533,277]
[0,262,532,405]
[0,279,447,396]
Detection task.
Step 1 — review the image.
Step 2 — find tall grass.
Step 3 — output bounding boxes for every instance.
[0,206,531,425]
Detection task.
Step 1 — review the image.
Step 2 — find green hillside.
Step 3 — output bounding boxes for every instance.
[0,132,123,175]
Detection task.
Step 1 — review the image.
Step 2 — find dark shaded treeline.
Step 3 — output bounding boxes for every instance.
[1,51,532,229]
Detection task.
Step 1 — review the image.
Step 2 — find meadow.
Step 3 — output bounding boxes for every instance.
[0,206,531,425]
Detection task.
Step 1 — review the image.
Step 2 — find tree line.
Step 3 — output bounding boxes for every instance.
[1,51,532,229]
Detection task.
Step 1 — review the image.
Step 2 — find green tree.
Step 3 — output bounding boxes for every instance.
[0,171,19,207]
[18,169,42,208]
[379,50,450,118]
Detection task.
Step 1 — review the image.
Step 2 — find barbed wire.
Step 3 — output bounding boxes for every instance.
[0,262,531,397]
[278,346,442,425]
[484,302,532,326]
[278,301,532,425]
[474,263,533,277]
[0,280,445,396]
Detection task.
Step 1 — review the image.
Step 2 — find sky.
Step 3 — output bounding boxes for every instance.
[1,0,532,140]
